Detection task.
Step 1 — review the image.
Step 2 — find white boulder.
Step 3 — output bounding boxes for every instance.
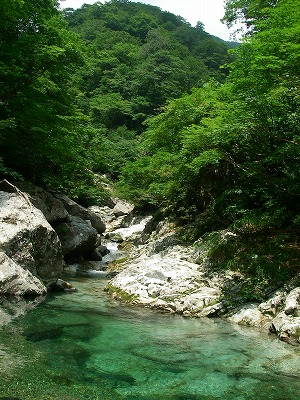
[0,190,64,280]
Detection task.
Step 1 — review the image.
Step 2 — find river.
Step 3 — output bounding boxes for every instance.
[0,274,300,400]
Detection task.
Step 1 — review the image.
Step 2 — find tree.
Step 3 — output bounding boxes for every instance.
[64,0,233,134]
[223,0,300,223]
[0,0,89,189]
[222,0,279,33]
[117,0,300,231]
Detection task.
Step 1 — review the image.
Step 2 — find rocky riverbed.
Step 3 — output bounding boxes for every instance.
[105,216,300,346]
[1,180,300,346]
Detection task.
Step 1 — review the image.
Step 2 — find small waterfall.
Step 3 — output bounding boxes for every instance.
[68,214,152,278]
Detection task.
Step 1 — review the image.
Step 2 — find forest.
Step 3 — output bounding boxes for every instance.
[0,0,299,296]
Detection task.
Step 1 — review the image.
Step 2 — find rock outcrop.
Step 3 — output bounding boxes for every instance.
[88,200,134,233]
[55,215,98,260]
[0,181,106,297]
[12,181,68,223]
[0,189,64,283]
[228,281,300,345]
[52,192,106,233]
[107,220,227,317]
[106,217,300,346]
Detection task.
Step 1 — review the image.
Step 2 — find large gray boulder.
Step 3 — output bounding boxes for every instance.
[12,181,68,223]
[51,192,106,233]
[55,215,98,259]
[112,200,134,217]
[0,190,64,280]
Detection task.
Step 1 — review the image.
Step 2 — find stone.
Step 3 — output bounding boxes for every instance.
[87,247,103,261]
[56,215,98,259]
[108,232,124,243]
[85,244,109,261]
[97,245,109,256]
[106,219,226,315]
[0,190,64,279]
[112,200,134,217]
[47,278,77,292]
[271,312,300,343]
[258,291,286,317]
[102,210,300,346]
[108,242,222,315]
[52,192,106,233]
[284,287,300,316]
[228,304,269,327]
[11,181,68,223]
[0,252,46,296]
[0,295,46,326]
[269,323,277,334]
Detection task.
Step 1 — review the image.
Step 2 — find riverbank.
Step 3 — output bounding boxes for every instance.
[104,215,300,346]
[1,181,300,347]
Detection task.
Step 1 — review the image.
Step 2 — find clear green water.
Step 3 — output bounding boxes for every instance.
[0,277,300,400]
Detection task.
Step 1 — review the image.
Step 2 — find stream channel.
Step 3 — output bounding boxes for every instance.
[0,219,300,399]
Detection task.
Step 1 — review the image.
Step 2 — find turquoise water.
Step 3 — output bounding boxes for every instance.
[0,277,300,400]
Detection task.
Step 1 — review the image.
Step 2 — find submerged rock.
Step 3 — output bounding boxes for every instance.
[0,294,46,326]
[47,278,78,292]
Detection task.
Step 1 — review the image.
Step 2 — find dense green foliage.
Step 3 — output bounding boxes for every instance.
[118,0,300,226]
[116,0,300,294]
[0,0,87,185]
[0,0,299,290]
[0,0,232,192]
[62,0,232,176]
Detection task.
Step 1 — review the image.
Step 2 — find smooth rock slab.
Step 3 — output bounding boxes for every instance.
[108,246,222,316]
